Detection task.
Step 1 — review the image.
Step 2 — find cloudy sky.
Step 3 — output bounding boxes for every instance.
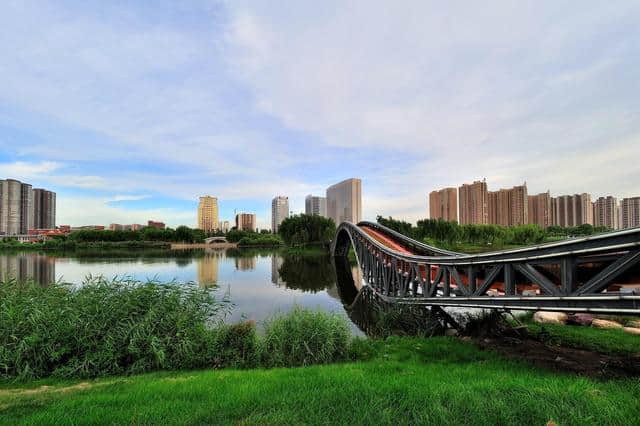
[1,1,638,228]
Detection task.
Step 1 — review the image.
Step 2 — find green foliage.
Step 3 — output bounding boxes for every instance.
[3,337,640,425]
[376,215,416,238]
[237,234,283,247]
[260,307,351,367]
[376,217,608,252]
[277,214,336,246]
[0,277,231,380]
[522,316,640,356]
[66,226,205,244]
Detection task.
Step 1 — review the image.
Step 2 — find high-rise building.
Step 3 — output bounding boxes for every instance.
[0,179,54,235]
[326,178,362,225]
[429,187,457,222]
[305,195,327,217]
[551,193,592,227]
[486,183,528,226]
[32,188,56,229]
[528,192,552,228]
[593,196,619,230]
[620,197,640,229]
[458,180,488,225]
[197,196,219,232]
[271,196,289,233]
[235,213,256,232]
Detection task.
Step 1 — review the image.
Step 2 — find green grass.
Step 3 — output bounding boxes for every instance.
[523,319,640,356]
[1,337,639,425]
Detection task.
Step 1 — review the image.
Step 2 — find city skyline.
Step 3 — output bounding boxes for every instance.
[1,2,639,229]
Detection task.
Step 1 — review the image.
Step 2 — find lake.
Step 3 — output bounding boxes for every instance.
[0,249,366,335]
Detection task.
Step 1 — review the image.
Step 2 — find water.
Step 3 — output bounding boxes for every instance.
[0,249,365,334]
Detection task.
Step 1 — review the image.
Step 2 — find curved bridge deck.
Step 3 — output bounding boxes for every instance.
[332,221,640,315]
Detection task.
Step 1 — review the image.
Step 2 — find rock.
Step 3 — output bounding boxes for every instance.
[533,311,568,325]
[445,328,459,337]
[566,313,595,326]
[591,319,623,329]
[623,327,640,335]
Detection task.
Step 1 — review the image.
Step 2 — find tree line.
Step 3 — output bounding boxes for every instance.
[376,216,610,248]
[67,226,206,243]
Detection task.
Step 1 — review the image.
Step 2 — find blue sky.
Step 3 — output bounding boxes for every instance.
[1,1,639,228]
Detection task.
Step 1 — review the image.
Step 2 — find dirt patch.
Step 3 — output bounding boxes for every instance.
[0,380,118,399]
[473,336,640,379]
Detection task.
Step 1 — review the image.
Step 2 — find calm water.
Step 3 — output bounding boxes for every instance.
[0,249,365,334]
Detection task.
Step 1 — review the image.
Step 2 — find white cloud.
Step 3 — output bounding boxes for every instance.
[58,196,194,228]
[0,161,62,180]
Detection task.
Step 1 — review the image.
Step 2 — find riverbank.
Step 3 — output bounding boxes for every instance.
[171,242,238,249]
[2,336,639,425]
[0,240,172,251]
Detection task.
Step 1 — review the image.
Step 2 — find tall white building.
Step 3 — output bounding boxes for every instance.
[305,195,327,217]
[271,196,289,233]
[326,178,362,225]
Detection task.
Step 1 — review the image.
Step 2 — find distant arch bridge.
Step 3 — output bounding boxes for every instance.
[204,236,229,244]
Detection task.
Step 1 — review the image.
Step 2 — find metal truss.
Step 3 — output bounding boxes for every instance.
[331,221,640,315]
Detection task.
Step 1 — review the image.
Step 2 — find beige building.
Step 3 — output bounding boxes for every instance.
[486,183,528,226]
[429,187,457,222]
[620,197,640,229]
[551,193,593,227]
[197,196,219,232]
[235,212,256,232]
[305,195,327,217]
[458,180,488,225]
[326,178,362,225]
[271,196,289,233]
[528,192,552,228]
[593,196,619,230]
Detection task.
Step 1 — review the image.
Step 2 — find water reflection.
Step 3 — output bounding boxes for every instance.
[0,253,55,285]
[274,254,336,293]
[196,250,224,287]
[0,249,368,335]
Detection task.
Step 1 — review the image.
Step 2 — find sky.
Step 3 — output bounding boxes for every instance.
[1,1,639,229]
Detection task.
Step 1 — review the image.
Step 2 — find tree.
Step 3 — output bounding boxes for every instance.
[278,214,336,246]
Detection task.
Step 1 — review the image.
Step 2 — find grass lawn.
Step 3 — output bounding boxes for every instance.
[522,319,640,356]
[2,337,639,425]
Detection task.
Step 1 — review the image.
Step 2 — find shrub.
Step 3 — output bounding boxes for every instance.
[0,277,231,380]
[210,321,259,368]
[260,307,351,367]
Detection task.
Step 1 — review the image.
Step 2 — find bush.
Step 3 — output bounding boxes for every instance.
[260,307,351,367]
[0,277,231,380]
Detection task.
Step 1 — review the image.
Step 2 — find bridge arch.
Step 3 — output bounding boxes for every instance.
[330,221,640,315]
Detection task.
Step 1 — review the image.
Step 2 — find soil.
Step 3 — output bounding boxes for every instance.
[473,335,640,380]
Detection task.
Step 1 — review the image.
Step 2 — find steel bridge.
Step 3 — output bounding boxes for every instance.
[331,221,640,315]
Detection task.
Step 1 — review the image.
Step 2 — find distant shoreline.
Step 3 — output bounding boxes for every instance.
[171,242,238,249]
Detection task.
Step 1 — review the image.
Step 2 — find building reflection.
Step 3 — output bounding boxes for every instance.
[196,250,223,287]
[235,256,256,271]
[271,255,285,285]
[0,253,56,285]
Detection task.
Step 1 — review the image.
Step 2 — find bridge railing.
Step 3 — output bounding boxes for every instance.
[332,221,640,314]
